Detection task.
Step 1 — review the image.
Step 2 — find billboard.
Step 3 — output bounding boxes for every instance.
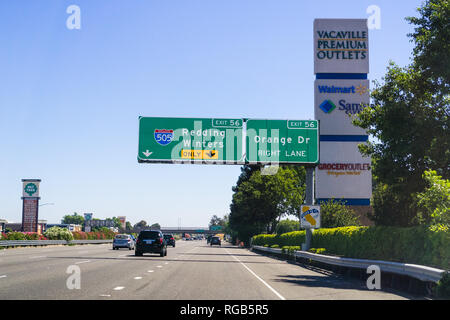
[314,19,369,74]
[118,216,126,229]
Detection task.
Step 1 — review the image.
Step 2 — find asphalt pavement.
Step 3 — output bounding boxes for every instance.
[0,240,419,300]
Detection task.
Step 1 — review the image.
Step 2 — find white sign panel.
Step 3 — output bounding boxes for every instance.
[22,180,40,198]
[315,79,370,135]
[300,205,321,229]
[315,142,372,199]
[314,19,369,74]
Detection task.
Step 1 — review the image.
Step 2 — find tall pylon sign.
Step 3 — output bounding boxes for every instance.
[313,19,372,207]
[21,179,41,232]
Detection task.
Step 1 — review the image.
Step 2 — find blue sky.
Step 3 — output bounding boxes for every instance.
[0,0,423,226]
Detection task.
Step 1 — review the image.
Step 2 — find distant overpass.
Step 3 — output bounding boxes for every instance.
[160,227,221,235]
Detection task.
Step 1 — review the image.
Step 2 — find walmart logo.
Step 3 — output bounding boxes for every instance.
[318,84,367,95]
[319,100,336,113]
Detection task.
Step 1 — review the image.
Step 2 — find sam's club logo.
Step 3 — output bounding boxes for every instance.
[319,100,336,114]
[154,129,174,146]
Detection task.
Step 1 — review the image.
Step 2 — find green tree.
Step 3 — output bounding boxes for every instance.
[209,215,226,228]
[133,220,147,230]
[105,217,122,229]
[61,212,85,225]
[150,223,161,229]
[229,165,306,243]
[275,219,300,234]
[125,221,133,231]
[416,170,450,226]
[354,0,449,226]
[319,199,361,228]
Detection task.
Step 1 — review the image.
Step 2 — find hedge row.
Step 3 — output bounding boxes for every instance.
[252,225,450,270]
[72,230,116,240]
[252,231,306,248]
[0,232,48,241]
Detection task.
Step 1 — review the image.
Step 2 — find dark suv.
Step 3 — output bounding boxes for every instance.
[163,234,176,247]
[135,230,167,257]
[210,236,221,246]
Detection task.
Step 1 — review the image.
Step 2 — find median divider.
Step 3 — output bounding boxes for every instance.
[251,245,446,284]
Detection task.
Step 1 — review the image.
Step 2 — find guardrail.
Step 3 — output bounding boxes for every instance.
[252,245,446,283]
[0,239,113,247]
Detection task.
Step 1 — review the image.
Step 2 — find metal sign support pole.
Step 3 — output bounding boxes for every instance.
[303,167,314,251]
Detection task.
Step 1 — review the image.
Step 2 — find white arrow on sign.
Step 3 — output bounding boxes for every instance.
[142,150,153,157]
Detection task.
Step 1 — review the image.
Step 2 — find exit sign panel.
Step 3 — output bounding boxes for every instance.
[138,117,244,164]
[246,120,319,164]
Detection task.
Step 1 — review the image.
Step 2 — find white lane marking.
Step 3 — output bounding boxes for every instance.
[0,275,7,279]
[134,277,142,280]
[75,260,91,264]
[29,255,46,259]
[164,262,169,265]
[225,248,286,300]
[113,286,125,291]
[156,265,162,268]
[99,294,111,297]
[147,270,154,273]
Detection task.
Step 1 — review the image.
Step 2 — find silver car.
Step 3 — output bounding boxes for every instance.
[113,234,135,250]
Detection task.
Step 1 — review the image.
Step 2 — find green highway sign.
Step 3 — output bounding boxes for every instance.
[246,119,319,164]
[138,117,244,164]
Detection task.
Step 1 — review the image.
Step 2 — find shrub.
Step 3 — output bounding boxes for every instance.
[320,199,361,227]
[308,248,327,254]
[23,232,41,240]
[44,227,73,241]
[270,244,280,248]
[416,170,450,227]
[3,232,27,240]
[72,231,87,240]
[275,219,300,234]
[435,272,450,299]
[281,246,301,254]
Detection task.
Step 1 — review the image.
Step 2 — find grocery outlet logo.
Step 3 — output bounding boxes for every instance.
[319,100,336,114]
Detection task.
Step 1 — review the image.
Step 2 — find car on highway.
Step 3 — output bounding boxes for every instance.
[113,234,135,250]
[210,236,221,246]
[135,230,167,257]
[163,234,176,247]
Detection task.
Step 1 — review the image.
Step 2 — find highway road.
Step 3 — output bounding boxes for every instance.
[0,240,419,300]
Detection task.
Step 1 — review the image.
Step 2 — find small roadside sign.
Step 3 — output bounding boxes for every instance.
[300,205,321,229]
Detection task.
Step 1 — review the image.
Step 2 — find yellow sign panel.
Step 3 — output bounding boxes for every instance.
[181,149,219,160]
